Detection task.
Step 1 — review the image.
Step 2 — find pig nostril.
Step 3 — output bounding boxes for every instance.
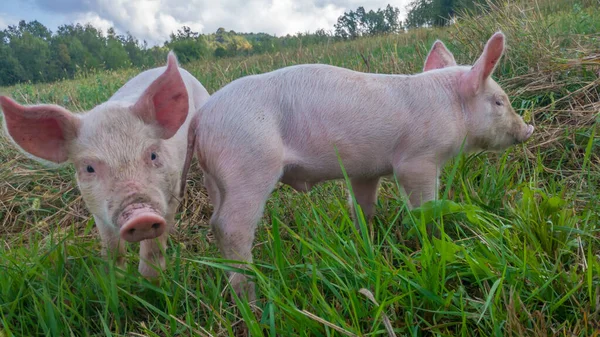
[128,228,135,235]
[152,223,161,230]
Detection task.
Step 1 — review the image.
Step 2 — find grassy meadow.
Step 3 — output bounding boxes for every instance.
[1,0,599,335]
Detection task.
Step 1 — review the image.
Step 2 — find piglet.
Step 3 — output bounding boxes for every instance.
[1,52,210,278]
[184,32,534,300]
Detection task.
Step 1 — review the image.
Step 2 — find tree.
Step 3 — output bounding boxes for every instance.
[383,5,402,33]
[173,26,200,40]
[335,9,362,39]
[405,0,486,28]
[77,24,105,69]
[165,26,209,63]
[214,46,227,58]
[6,27,51,82]
[335,4,402,39]
[206,27,253,57]
[122,32,151,67]
[54,24,96,73]
[47,39,73,79]
[103,40,129,69]
[0,17,360,86]
[0,20,167,85]
[0,44,25,86]
[226,35,252,55]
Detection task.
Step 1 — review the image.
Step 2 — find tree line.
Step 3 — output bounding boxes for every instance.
[0,0,486,86]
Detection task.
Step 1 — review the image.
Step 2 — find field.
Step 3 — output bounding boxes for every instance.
[1,0,599,336]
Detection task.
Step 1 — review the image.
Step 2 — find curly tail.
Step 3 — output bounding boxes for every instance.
[180,112,199,198]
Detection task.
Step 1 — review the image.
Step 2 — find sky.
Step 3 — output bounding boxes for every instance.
[0,0,410,46]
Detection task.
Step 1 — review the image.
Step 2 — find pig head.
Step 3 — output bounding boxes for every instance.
[423,35,534,152]
[1,51,210,278]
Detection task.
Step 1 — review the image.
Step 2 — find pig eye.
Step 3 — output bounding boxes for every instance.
[86,165,95,173]
[495,100,504,106]
[151,152,157,161]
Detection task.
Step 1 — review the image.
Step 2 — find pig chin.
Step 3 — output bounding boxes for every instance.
[479,133,518,152]
[490,122,534,150]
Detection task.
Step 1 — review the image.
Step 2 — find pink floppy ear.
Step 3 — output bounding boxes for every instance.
[423,40,457,71]
[132,51,189,139]
[1,96,81,164]
[460,32,506,96]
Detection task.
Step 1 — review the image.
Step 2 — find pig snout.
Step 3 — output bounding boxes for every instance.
[525,124,534,139]
[517,124,534,143]
[117,203,166,242]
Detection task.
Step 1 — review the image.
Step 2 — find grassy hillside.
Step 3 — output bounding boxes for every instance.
[1,0,599,335]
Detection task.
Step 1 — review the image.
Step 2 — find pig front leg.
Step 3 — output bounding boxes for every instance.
[395,159,439,209]
[349,177,380,229]
[137,201,176,279]
[96,217,127,268]
[139,233,168,278]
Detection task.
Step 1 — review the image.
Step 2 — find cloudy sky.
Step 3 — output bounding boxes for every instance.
[0,0,410,46]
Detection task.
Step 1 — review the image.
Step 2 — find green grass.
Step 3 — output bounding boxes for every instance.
[1,0,599,335]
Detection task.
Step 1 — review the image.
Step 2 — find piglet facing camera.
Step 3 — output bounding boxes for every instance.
[1,51,210,279]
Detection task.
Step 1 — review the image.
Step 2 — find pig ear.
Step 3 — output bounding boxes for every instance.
[423,40,457,71]
[460,32,505,96]
[1,96,80,164]
[132,51,189,139]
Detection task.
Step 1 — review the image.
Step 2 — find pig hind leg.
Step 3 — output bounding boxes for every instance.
[209,158,283,302]
[204,172,222,215]
[349,177,380,229]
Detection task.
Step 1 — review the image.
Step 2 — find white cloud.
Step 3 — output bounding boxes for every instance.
[3,0,410,45]
[0,11,17,29]
[73,12,114,34]
[193,0,344,36]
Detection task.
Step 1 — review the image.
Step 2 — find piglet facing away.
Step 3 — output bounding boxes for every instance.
[1,52,210,278]
[184,32,534,300]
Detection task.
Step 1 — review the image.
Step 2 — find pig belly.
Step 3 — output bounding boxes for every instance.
[280,146,393,191]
